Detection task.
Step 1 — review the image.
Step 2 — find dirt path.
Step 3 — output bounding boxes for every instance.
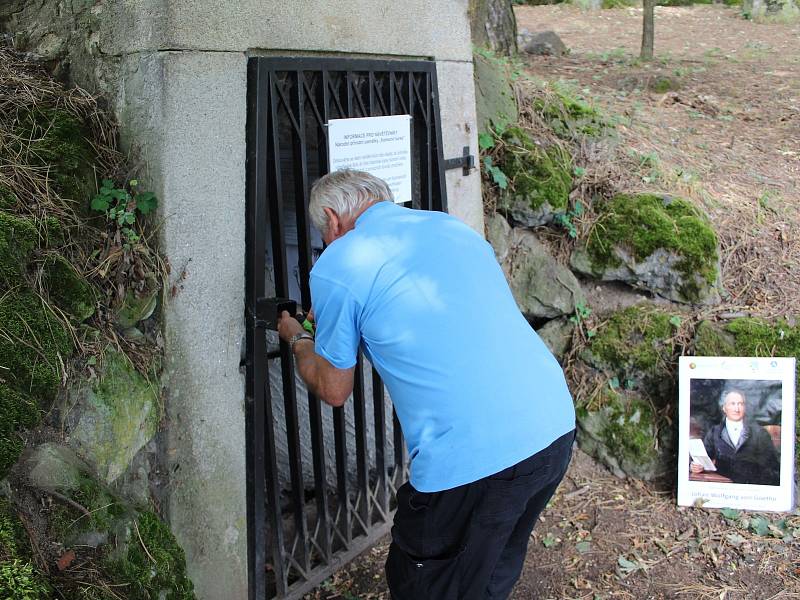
[304,7,800,599]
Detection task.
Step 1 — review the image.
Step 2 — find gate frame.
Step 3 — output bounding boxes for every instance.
[245,56,449,600]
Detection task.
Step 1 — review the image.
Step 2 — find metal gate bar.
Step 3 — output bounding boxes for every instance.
[245,56,448,600]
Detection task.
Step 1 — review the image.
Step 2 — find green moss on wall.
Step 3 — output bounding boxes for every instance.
[589,305,675,381]
[110,511,195,600]
[499,125,572,213]
[0,210,37,287]
[601,392,658,466]
[15,108,95,203]
[0,289,72,403]
[43,255,96,321]
[586,194,718,301]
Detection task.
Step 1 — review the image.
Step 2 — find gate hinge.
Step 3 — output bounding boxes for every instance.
[443,146,475,176]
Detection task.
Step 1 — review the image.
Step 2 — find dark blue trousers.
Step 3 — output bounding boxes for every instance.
[386,429,575,600]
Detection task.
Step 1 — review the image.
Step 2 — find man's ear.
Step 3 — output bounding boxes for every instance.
[323,207,341,238]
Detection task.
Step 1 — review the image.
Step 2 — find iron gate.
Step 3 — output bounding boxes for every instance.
[245,57,448,600]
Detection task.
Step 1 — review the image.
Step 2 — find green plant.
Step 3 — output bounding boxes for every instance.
[570,300,595,338]
[91,179,158,248]
[555,199,584,238]
[482,157,509,189]
[0,559,50,599]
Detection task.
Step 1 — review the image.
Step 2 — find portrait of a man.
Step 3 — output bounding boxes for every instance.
[690,387,781,486]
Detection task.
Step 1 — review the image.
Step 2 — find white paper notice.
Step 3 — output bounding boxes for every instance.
[327,115,412,204]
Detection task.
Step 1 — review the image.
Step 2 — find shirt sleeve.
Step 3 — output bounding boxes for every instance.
[310,274,362,369]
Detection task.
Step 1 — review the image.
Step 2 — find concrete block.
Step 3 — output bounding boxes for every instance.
[436,60,485,236]
[118,50,249,600]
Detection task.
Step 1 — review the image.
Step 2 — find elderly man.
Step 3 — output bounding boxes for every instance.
[690,389,780,486]
[278,169,575,600]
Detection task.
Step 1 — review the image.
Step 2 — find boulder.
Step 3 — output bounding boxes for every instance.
[495,126,572,227]
[114,282,159,328]
[487,214,584,319]
[536,317,574,360]
[577,389,672,480]
[570,194,720,304]
[60,349,159,483]
[517,30,568,56]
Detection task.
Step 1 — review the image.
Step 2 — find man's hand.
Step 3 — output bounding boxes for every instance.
[278,310,304,343]
[276,309,354,407]
[689,461,704,474]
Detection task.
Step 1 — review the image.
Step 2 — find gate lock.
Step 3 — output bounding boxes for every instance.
[252,297,314,333]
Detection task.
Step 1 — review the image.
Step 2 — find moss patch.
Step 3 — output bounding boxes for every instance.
[15,107,95,203]
[110,511,195,600]
[532,89,611,139]
[588,305,676,389]
[586,194,719,301]
[0,186,18,211]
[499,125,572,213]
[601,392,659,467]
[0,210,37,287]
[43,255,96,321]
[0,289,72,402]
[0,385,41,477]
[0,499,50,599]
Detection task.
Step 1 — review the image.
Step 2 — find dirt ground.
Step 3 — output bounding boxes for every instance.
[303,6,800,600]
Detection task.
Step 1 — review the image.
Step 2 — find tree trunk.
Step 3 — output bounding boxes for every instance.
[470,0,518,56]
[641,0,656,61]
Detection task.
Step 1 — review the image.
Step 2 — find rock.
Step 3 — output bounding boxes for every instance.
[517,30,568,56]
[536,317,574,360]
[473,52,518,135]
[487,214,584,319]
[495,126,572,227]
[577,389,672,480]
[61,349,159,483]
[570,194,720,304]
[114,284,159,328]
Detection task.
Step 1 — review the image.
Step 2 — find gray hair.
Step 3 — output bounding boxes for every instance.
[720,389,746,408]
[309,169,393,232]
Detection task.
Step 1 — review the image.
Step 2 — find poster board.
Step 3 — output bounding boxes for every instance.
[327,115,412,204]
[677,356,796,512]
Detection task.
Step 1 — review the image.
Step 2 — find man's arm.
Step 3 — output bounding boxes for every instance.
[278,311,355,407]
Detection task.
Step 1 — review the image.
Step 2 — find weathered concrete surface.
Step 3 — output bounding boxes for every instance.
[99,1,471,60]
[120,50,249,600]
[438,60,484,234]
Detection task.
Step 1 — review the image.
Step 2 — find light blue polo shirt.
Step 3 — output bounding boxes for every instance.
[310,201,575,493]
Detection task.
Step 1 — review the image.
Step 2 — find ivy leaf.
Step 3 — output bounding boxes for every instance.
[573,166,586,178]
[586,329,596,339]
[91,195,109,212]
[136,192,158,214]
[609,377,620,390]
[129,179,139,187]
[478,132,495,150]
[541,533,558,548]
[669,315,682,328]
[125,213,136,225]
[573,200,584,216]
[111,188,129,201]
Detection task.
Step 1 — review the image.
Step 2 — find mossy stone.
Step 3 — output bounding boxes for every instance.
[577,389,670,480]
[114,285,159,329]
[0,210,37,287]
[109,511,195,600]
[532,90,611,139]
[14,108,95,204]
[585,305,675,391]
[578,194,719,303]
[64,350,159,483]
[43,255,96,321]
[0,288,73,403]
[498,126,572,226]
